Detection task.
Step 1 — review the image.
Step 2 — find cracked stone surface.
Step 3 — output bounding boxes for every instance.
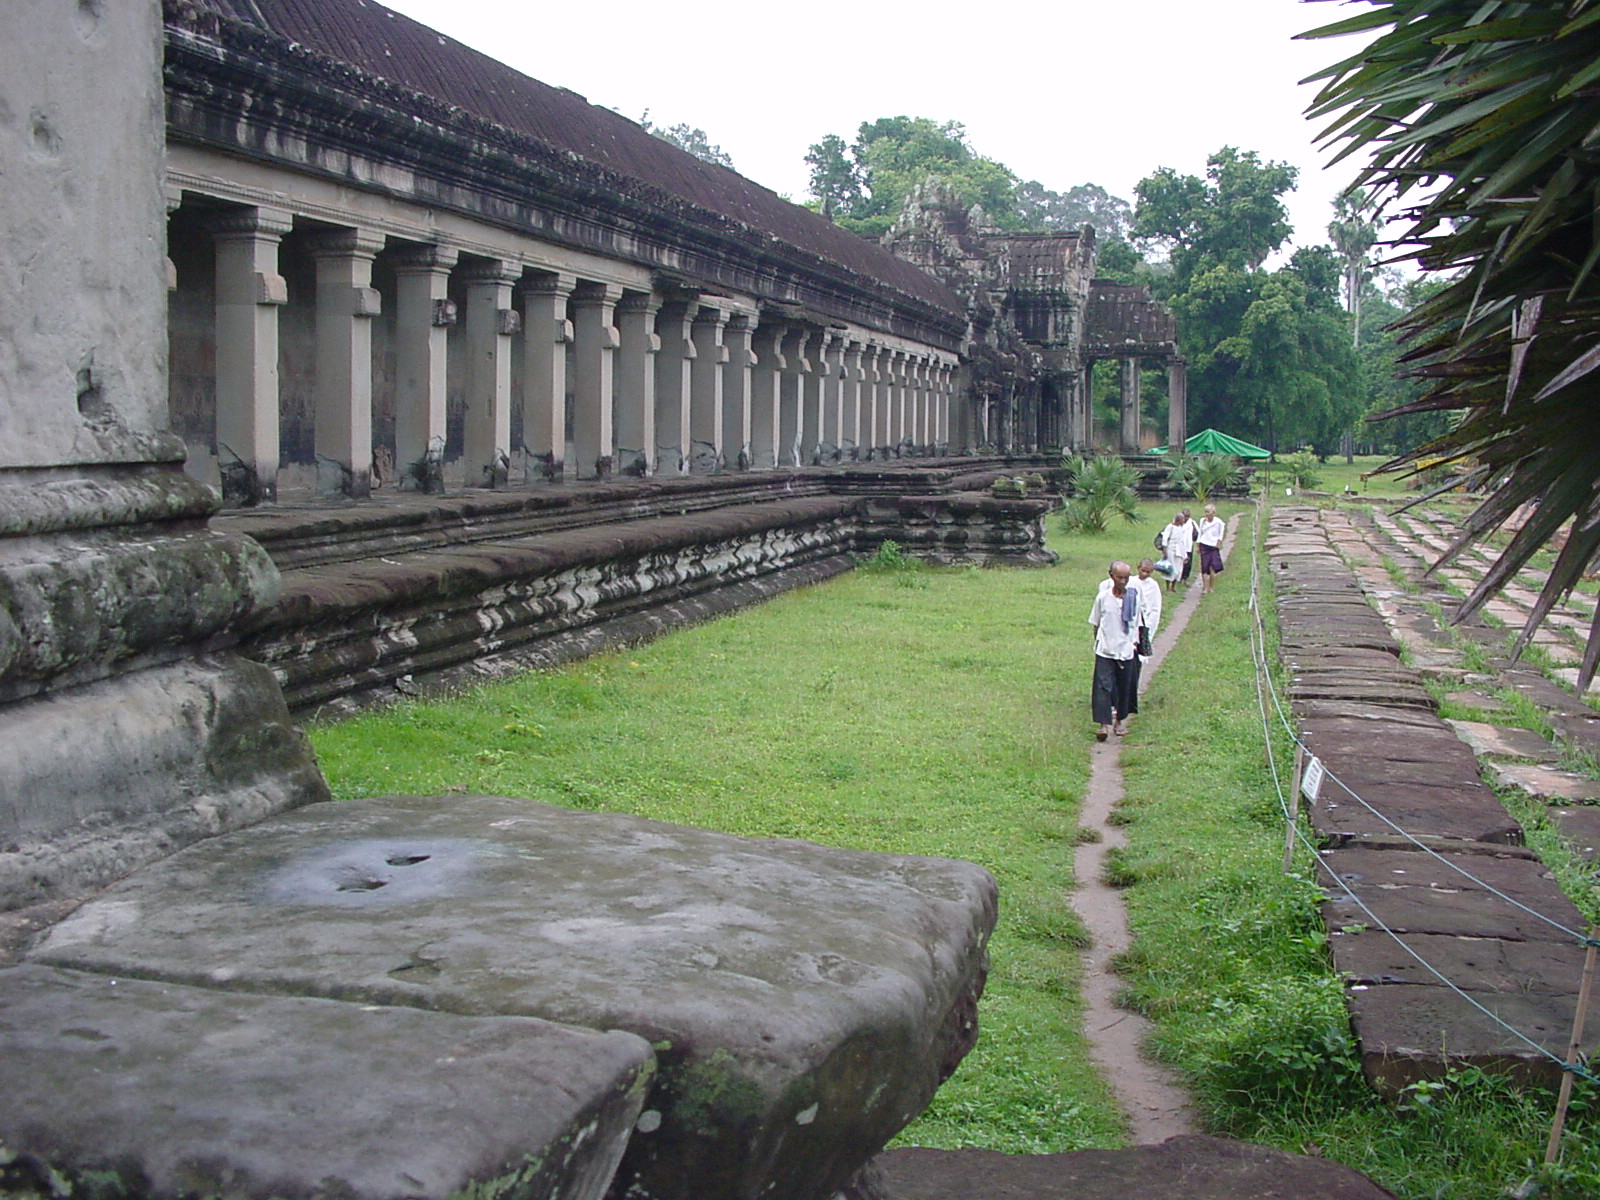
[0,964,652,1200]
[28,794,998,1200]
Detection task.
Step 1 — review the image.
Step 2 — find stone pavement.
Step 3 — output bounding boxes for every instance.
[3,795,998,1200]
[1270,506,1594,1093]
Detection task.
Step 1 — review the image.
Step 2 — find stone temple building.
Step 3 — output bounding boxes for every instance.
[162,0,1182,507]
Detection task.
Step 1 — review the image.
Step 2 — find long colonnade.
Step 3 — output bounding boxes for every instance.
[169,152,960,506]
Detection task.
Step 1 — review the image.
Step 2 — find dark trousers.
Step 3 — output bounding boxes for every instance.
[1092,654,1138,725]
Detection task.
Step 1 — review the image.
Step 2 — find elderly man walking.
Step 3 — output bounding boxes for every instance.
[1088,560,1150,741]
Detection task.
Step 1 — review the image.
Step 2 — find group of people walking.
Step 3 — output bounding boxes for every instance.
[1088,505,1225,742]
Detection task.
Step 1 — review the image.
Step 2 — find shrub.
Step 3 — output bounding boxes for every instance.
[1059,454,1141,534]
[1167,452,1243,502]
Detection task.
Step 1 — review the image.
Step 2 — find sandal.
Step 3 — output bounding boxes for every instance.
[1095,726,1110,742]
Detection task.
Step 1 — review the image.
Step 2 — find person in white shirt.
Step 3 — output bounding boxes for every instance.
[1194,503,1226,594]
[1097,557,1163,720]
[1156,511,1194,593]
[1088,560,1149,741]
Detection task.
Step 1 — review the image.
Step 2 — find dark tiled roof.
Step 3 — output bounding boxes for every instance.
[185,0,961,317]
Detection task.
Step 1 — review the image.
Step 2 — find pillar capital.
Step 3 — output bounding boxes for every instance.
[390,242,459,275]
[207,205,294,241]
[520,270,577,299]
[305,227,387,260]
[572,280,625,308]
[460,258,523,286]
[616,288,662,317]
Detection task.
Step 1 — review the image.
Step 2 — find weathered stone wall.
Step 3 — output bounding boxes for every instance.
[216,462,1056,714]
[0,0,327,909]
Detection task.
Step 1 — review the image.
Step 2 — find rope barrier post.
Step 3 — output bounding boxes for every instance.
[1284,743,1305,875]
[1546,930,1599,1165]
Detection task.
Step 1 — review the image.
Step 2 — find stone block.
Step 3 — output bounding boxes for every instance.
[0,964,651,1200]
[1492,763,1600,803]
[1345,983,1573,1093]
[29,795,999,1200]
[1445,718,1558,762]
[1547,807,1600,861]
[864,1139,1398,1199]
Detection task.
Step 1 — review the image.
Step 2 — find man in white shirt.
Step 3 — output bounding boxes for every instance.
[1194,503,1226,594]
[1097,557,1163,716]
[1157,511,1194,593]
[1088,560,1149,741]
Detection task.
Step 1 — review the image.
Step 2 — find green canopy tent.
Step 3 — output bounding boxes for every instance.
[1152,428,1272,459]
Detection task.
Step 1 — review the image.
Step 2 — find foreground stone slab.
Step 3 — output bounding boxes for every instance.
[1547,807,1600,861]
[0,963,651,1200]
[1493,762,1600,803]
[1444,719,1557,762]
[1329,928,1586,995]
[30,795,998,1200]
[1346,983,1573,1092]
[858,1139,1397,1199]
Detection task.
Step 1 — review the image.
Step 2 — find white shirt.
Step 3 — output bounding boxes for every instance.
[1195,515,1225,548]
[1089,585,1148,661]
[1160,520,1194,559]
[1133,575,1162,641]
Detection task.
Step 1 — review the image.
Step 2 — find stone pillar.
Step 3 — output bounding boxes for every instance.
[689,307,729,472]
[803,332,832,464]
[571,282,621,479]
[937,362,954,452]
[0,0,327,906]
[211,206,293,505]
[778,328,810,468]
[391,243,457,493]
[860,344,882,459]
[1167,357,1188,453]
[820,333,844,462]
[614,290,660,477]
[308,228,385,498]
[1119,356,1141,454]
[841,341,864,459]
[721,314,755,470]
[883,350,904,457]
[520,271,575,483]
[750,324,784,470]
[1079,361,1097,451]
[911,357,929,454]
[654,300,697,474]
[462,260,519,488]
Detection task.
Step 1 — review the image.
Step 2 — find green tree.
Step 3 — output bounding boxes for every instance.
[1133,147,1296,281]
[804,133,863,220]
[1134,149,1357,452]
[1013,181,1133,241]
[804,118,1135,245]
[640,112,735,169]
[1305,0,1600,685]
[1327,191,1380,348]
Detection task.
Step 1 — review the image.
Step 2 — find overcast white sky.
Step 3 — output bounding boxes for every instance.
[382,0,1370,256]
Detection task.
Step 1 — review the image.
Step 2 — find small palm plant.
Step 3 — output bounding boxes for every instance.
[1060,454,1141,534]
[1167,452,1243,503]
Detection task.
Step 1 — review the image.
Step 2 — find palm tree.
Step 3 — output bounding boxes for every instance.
[1327,190,1379,348]
[1304,1,1600,688]
[1059,455,1141,534]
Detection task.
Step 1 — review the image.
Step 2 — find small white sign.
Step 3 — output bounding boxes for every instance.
[1301,755,1325,802]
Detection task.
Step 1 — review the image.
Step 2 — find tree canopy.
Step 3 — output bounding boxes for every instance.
[803,117,1132,242]
[1134,147,1359,452]
[1304,0,1600,687]
[639,112,735,169]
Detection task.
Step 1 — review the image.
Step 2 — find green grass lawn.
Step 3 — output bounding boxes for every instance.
[308,496,1600,1195]
[311,512,1204,1152]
